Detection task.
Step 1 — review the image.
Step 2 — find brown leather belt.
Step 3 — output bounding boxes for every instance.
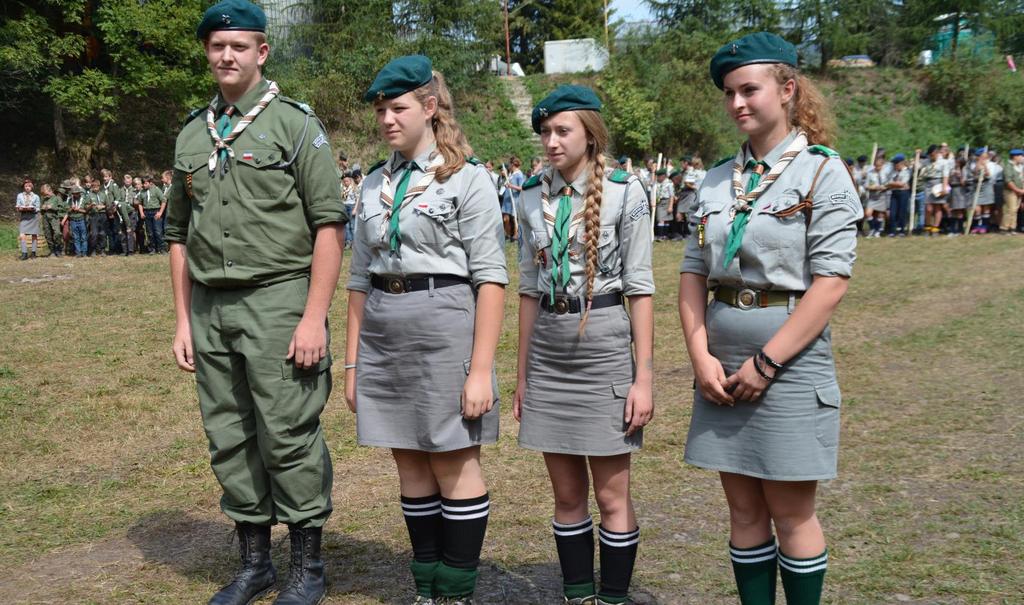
[540,292,623,314]
[370,274,471,294]
[713,286,802,310]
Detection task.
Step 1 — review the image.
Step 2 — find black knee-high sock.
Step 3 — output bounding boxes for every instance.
[435,493,490,598]
[553,516,596,599]
[597,524,639,604]
[402,494,443,597]
[730,537,778,605]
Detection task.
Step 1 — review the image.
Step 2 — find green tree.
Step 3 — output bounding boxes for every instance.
[507,0,612,73]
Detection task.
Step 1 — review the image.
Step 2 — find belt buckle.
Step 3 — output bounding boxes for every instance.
[386,278,406,294]
[736,288,757,310]
[553,297,570,314]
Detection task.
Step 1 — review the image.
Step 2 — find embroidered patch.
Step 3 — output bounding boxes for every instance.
[242,152,254,161]
[628,203,649,222]
[257,133,267,140]
[312,132,327,149]
[830,192,847,204]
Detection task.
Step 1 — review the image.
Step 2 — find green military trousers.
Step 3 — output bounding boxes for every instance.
[191,277,333,528]
[41,213,62,253]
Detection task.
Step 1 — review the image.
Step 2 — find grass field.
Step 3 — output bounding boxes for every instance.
[0,231,1021,604]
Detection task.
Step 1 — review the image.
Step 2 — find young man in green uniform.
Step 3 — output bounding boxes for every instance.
[85,179,109,256]
[39,183,66,257]
[139,175,166,253]
[165,2,346,604]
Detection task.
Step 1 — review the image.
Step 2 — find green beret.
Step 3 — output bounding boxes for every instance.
[364,55,433,103]
[710,32,797,89]
[531,85,602,134]
[196,0,266,40]
[655,168,667,176]
[670,170,682,178]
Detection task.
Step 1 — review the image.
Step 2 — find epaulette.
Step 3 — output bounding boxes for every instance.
[465,156,482,166]
[808,144,840,158]
[183,107,204,125]
[367,159,387,175]
[278,95,315,115]
[608,169,632,183]
[522,174,542,189]
[713,155,734,168]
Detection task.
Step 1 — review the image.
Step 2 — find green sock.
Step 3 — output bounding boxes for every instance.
[779,549,827,605]
[410,559,439,598]
[730,537,778,605]
[433,561,477,598]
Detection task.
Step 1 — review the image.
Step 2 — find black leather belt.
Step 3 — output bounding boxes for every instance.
[370,274,471,294]
[540,292,623,314]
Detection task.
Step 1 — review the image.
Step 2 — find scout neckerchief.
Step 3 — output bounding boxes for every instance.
[379,152,444,254]
[722,131,808,268]
[540,168,587,303]
[205,80,280,174]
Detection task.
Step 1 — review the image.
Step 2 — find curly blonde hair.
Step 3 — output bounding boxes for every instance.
[772,64,836,148]
[411,70,473,182]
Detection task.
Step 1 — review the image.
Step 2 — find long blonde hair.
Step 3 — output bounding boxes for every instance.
[563,110,610,333]
[411,70,473,182]
[772,64,835,147]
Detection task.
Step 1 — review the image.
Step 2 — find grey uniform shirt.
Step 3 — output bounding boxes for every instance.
[866,168,888,204]
[347,147,509,292]
[518,168,655,299]
[680,130,862,291]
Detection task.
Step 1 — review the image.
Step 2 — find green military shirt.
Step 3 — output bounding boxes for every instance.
[85,190,108,214]
[67,195,88,219]
[138,187,164,211]
[41,195,66,215]
[165,78,346,288]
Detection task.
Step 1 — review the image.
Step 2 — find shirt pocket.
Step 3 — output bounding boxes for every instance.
[531,228,551,252]
[359,208,386,249]
[234,147,293,202]
[173,152,211,206]
[596,226,619,275]
[410,196,458,242]
[752,192,809,250]
[694,199,730,262]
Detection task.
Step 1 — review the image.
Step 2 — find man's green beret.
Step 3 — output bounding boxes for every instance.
[670,170,682,178]
[655,168,667,176]
[710,32,798,89]
[197,0,266,40]
[531,85,602,134]
[364,55,434,103]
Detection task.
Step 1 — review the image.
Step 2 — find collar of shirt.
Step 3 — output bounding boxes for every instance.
[740,128,800,172]
[393,143,438,173]
[215,78,271,116]
[550,166,590,198]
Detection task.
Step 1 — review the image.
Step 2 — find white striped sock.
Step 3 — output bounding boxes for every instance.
[441,498,490,521]
[778,550,828,574]
[729,537,778,564]
[402,499,442,517]
[552,515,593,537]
[598,526,640,548]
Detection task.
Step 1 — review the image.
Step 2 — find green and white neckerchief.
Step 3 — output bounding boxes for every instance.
[379,152,444,254]
[540,169,586,303]
[722,131,808,268]
[205,80,280,174]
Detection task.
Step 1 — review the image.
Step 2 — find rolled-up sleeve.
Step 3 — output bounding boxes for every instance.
[164,167,190,245]
[618,181,655,295]
[517,201,542,298]
[458,165,509,288]
[807,159,862,277]
[294,118,347,228]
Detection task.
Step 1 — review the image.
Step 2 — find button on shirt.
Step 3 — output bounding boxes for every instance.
[165,79,346,288]
[681,130,862,292]
[517,168,654,299]
[346,147,508,292]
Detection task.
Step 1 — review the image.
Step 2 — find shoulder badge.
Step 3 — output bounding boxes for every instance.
[808,145,840,158]
[608,169,632,184]
[522,174,542,189]
[278,95,315,115]
[713,155,734,168]
[367,159,387,175]
[465,156,482,166]
[183,107,204,125]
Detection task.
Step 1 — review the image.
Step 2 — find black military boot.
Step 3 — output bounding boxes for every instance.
[209,522,276,605]
[19,252,28,261]
[274,525,326,605]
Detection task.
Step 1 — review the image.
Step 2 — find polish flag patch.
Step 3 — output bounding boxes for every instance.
[242,152,254,161]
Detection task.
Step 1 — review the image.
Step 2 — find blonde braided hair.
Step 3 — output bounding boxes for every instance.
[572,110,610,334]
[410,70,473,182]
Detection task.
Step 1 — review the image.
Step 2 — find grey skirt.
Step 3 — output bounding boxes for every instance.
[924,178,948,205]
[518,301,641,456]
[949,186,969,210]
[355,282,499,452]
[656,200,673,223]
[866,196,889,213]
[684,300,841,481]
[19,213,40,235]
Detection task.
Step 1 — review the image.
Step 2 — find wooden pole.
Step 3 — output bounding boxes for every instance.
[908,149,921,234]
[964,146,988,234]
[504,1,511,76]
[603,0,609,50]
[651,152,663,240]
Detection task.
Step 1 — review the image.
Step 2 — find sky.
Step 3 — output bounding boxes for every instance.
[610,0,655,22]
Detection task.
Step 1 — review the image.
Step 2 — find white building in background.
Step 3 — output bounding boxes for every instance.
[544,38,609,74]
